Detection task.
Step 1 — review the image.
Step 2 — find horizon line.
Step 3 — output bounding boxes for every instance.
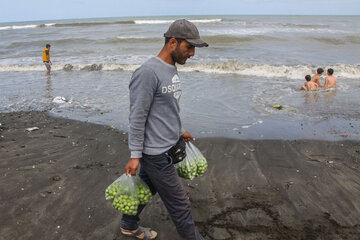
[1,13,359,24]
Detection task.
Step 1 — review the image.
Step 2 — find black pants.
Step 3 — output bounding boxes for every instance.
[120,153,203,240]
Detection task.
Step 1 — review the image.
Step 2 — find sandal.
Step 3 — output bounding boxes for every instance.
[120,226,157,240]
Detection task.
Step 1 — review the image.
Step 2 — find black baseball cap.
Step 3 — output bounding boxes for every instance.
[164,19,208,47]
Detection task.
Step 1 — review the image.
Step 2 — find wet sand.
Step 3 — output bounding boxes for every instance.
[1,111,360,240]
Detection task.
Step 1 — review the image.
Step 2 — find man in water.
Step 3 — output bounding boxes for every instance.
[42,44,52,75]
[311,68,324,88]
[121,19,208,240]
[324,68,337,88]
[301,75,319,91]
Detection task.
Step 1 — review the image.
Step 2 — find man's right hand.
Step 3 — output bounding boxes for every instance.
[125,158,140,176]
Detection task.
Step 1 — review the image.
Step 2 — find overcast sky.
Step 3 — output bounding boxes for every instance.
[1,0,359,23]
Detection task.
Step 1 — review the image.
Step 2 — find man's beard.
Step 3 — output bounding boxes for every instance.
[171,46,187,65]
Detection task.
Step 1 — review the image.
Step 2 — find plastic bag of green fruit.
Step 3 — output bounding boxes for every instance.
[187,142,208,177]
[105,174,152,216]
[134,176,153,205]
[176,142,208,179]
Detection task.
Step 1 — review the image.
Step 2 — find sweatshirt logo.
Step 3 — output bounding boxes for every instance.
[161,74,182,100]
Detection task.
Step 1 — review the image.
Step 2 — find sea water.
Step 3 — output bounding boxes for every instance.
[0,15,359,140]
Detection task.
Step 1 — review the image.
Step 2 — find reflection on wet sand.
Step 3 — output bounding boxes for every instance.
[323,89,336,101]
[45,74,52,100]
[303,91,320,104]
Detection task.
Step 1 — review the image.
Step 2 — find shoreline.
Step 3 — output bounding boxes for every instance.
[1,111,360,239]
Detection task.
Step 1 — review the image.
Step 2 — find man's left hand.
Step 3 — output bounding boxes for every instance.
[181,131,195,142]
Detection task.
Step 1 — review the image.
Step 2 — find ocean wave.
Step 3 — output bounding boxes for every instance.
[277,23,330,29]
[0,18,221,31]
[134,19,221,24]
[0,23,57,31]
[0,21,136,31]
[205,27,349,36]
[6,38,94,48]
[0,24,38,30]
[1,62,359,79]
[54,20,135,27]
[312,36,360,45]
[180,62,360,79]
[203,35,279,43]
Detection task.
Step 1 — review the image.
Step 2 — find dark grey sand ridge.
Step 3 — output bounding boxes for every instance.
[1,112,359,239]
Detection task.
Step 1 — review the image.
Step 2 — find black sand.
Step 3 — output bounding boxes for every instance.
[1,112,359,240]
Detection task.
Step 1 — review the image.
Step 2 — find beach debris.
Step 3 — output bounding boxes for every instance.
[63,64,74,71]
[53,135,67,138]
[344,133,348,137]
[25,127,39,132]
[82,63,103,71]
[52,176,61,181]
[52,96,67,104]
[273,104,283,110]
[109,125,114,129]
[40,193,47,198]
[285,181,294,190]
[249,148,255,152]
[247,185,254,191]
[328,160,334,164]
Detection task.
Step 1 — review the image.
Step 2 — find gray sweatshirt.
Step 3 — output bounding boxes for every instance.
[129,57,185,158]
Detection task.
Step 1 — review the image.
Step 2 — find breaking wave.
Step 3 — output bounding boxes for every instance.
[134,19,222,24]
[0,18,221,31]
[1,62,359,79]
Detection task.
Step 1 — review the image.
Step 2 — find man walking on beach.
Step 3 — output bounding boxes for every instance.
[122,19,208,240]
[42,44,52,75]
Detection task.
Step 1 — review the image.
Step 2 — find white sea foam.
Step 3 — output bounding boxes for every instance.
[134,19,221,24]
[179,62,360,79]
[134,20,173,24]
[0,23,55,31]
[0,26,12,30]
[189,19,222,23]
[0,62,358,80]
[4,24,38,30]
[117,36,145,39]
[205,27,349,36]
